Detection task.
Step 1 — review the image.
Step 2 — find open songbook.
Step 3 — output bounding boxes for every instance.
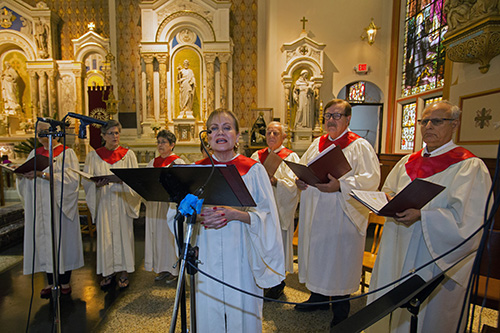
[69,168,122,183]
[0,155,50,174]
[350,178,445,217]
[284,144,351,186]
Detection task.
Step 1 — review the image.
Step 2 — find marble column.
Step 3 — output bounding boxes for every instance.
[204,53,216,113]
[39,71,49,117]
[143,54,155,119]
[156,54,168,120]
[47,69,58,118]
[28,70,39,120]
[73,69,84,116]
[218,53,231,109]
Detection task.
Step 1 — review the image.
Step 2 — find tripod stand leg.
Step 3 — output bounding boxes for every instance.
[170,221,196,333]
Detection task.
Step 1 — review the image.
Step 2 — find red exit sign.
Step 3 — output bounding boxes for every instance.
[357,64,368,72]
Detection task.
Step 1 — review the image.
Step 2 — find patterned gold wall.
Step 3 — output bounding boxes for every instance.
[43,0,110,60]
[230,0,258,128]
[115,0,141,115]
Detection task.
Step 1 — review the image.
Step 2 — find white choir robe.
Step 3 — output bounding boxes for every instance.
[144,157,184,275]
[367,144,491,333]
[298,137,380,295]
[82,149,141,277]
[167,159,285,333]
[17,147,84,275]
[251,147,300,273]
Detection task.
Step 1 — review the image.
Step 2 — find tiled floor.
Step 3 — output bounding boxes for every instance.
[0,222,145,333]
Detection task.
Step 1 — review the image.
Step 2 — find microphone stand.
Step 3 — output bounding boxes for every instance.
[38,123,65,333]
[169,212,198,333]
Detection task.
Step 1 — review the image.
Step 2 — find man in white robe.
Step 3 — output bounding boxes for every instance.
[368,101,491,332]
[17,130,83,297]
[296,99,380,327]
[251,121,299,299]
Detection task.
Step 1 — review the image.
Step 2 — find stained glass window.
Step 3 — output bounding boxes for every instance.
[402,0,447,97]
[348,82,365,103]
[424,96,442,107]
[401,102,416,150]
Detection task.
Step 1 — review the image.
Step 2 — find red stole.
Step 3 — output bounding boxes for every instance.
[196,155,257,176]
[36,145,67,158]
[96,146,129,165]
[153,154,180,167]
[257,147,293,163]
[318,131,361,152]
[405,147,476,181]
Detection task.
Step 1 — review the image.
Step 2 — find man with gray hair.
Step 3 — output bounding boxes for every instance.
[251,121,299,299]
[368,101,491,332]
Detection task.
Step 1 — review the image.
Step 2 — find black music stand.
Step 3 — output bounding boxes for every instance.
[331,272,445,333]
[111,164,256,333]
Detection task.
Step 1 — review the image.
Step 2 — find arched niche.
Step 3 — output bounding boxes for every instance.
[0,30,36,61]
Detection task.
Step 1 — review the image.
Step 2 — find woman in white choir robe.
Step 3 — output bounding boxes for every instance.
[145,129,184,282]
[168,109,285,332]
[82,120,141,290]
[17,122,83,298]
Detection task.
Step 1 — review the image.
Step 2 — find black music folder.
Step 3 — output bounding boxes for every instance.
[111,164,256,207]
[1,155,50,174]
[350,178,445,217]
[284,145,351,185]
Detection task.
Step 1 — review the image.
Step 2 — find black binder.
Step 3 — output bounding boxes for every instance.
[111,164,256,207]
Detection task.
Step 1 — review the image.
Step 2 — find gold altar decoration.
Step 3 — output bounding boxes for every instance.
[443,16,500,74]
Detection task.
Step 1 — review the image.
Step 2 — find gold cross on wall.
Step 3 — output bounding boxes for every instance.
[300,16,308,31]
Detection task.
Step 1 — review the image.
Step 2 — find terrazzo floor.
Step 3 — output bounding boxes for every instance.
[0,221,497,332]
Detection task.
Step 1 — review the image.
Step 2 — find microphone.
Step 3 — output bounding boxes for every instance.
[200,129,212,134]
[66,112,108,139]
[66,112,108,126]
[37,117,69,130]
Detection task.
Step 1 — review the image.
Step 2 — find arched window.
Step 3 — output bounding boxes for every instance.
[402,0,447,97]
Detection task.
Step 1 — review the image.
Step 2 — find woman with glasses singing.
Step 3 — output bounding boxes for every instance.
[82,120,141,290]
[144,130,184,283]
[17,122,84,299]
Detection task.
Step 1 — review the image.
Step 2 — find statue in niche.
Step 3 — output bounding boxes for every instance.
[35,18,49,59]
[250,112,267,145]
[293,69,314,129]
[1,62,21,114]
[177,59,196,116]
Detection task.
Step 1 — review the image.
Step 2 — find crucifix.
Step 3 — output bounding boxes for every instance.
[300,16,308,31]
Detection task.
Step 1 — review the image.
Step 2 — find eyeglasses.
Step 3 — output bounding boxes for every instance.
[417,118,455,126]
[324,113,346,120]
[105,131,120,136]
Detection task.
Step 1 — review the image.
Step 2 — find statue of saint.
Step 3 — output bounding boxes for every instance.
[1,62,20,114]
[293,69,314,129]
[250,112,267,145]
[177,59,196,116]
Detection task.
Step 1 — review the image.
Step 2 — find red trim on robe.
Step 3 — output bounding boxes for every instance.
[153,154,180,168]
[36,145,67,158]
[96,146,129,165]
[318,131,361,152]
[196,155,257,176]
[405,147,476,181]
[256,147,293,163]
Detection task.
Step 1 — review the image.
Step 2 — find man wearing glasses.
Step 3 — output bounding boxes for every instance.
[368,101,491,332]
[295,99,380,327]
